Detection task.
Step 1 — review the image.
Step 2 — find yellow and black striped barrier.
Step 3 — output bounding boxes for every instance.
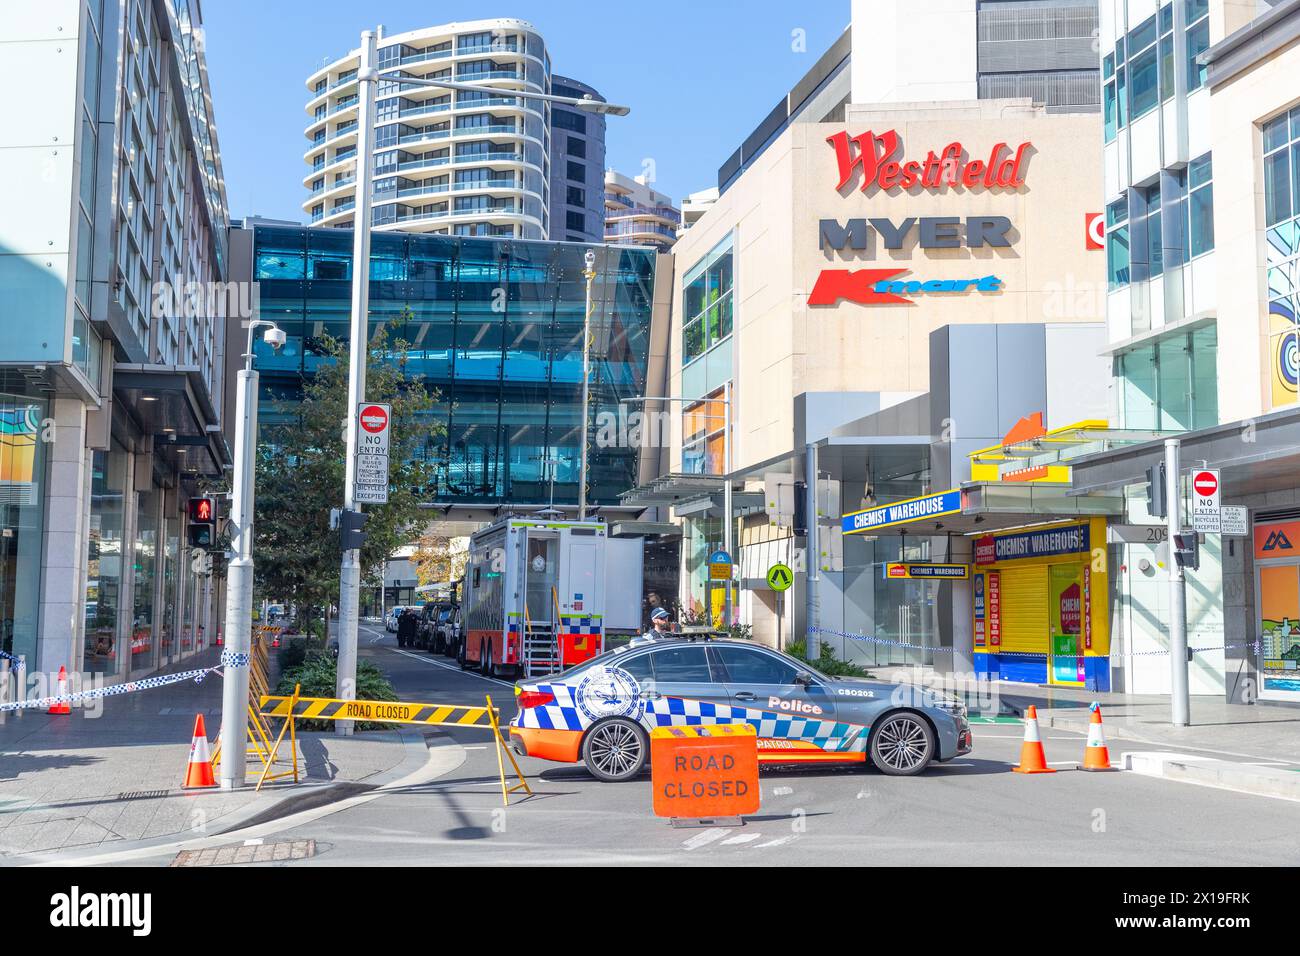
[257,693,532,805]
[259,695,493,728]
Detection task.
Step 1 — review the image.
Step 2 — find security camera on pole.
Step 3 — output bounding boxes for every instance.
[218,318,284,789]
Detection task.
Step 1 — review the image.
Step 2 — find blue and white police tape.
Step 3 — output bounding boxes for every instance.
[0,666,216,713]
[808,625,1260,659]
[0,649,22,667]
[220,650,250,668]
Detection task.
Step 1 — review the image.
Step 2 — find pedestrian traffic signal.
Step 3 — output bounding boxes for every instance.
[189,496,216,524]
[1173,532,1200,571]
[340,508,368,552]
[187,523,214,548]
[1146,464,1166,518]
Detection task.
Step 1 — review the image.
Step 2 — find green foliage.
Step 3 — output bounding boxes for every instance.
[254,318,440,627]
[277,637,310,671]
[276,653,399,731]
[787,638,870,678]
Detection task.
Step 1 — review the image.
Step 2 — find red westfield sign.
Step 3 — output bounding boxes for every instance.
[827,129,1033,193]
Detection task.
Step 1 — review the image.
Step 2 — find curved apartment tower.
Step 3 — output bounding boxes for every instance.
[303,20,553,238]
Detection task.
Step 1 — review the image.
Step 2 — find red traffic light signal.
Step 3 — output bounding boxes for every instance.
[189,497,216,524]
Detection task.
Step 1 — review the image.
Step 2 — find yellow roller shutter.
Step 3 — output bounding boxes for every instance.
[999,565,1049,654]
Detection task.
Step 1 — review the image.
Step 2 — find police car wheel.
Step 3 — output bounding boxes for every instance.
[869,711,935,776]
[582,719,648,782]
[457,641,470,670]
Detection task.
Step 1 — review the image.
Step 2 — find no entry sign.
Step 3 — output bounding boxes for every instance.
[355,402,391,505]
[1191,468,1221,534]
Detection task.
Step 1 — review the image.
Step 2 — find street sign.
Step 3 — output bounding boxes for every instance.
[708,549,732,581]
[354,402,391,504]
[766,563,793,591]
[1191,468,1221,533]
[882,562,970,580]
[1221,505,1248,536]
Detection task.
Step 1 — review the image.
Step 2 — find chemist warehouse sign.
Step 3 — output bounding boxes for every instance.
[809,129,1032,308]
[843,489,963,535]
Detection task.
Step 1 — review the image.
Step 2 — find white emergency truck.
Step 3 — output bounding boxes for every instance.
[459,515,643,678]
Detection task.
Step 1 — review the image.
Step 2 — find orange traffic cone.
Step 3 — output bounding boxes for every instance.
[47,666,71,715]
[271,634,280,649]
[1012,705,1057,774]
[216,630,223,646]
[1080,703,1117,771]
[183,714,217,789]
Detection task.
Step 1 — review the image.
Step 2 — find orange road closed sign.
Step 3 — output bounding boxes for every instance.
[650,724,760,819]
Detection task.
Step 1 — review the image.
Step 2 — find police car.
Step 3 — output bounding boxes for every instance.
[508,637,972,781]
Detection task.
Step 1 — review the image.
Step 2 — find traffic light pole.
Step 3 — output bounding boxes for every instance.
[1165,437,1190,727]
[335,29,377,737]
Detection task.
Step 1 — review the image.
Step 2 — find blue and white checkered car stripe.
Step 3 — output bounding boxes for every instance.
[513,684,868,753]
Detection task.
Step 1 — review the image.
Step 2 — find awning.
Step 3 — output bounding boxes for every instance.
[114,365,229,478]
[1070,406,1300,499]
[620,472,733,507]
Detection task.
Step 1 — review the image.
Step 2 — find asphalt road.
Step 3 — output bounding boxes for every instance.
[127,625,1300,866]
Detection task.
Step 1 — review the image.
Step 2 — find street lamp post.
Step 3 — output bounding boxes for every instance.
[335,29,378,737]
[218,318,284,789]
[332,29,632,722]
[622,391,733,629]
[579,250,596,520]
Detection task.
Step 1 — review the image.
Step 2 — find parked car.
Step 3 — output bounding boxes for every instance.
[417,601,455,652]
[440,605,463,659]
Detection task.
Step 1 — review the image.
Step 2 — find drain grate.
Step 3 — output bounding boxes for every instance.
[118,790,171,801]
[171,839,316,866]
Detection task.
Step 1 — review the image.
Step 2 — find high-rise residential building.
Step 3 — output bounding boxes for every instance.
[603,170,680,252]
[2,1,232,679]
[550,75,606,243]
[303,20,610,242]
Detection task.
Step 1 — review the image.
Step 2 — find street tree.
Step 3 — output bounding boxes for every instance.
[411,531,469,588]
[254,319,439,637]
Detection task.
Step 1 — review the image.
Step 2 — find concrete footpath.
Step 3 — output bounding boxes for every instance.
[969,679,1300,801]
[0,647,418,860]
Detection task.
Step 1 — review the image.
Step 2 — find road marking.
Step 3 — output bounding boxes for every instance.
[772,786,793,797]
[681,828,730,851]
[719,833,763,846]
[385,647,517,689]
[754,836,793,849]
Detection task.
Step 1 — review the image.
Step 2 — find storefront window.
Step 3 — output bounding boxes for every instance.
[132,489,159,671]
[84,445,127,675]
[1106,198,1129,290]
[160,516,178,661]
[1116,325,1217,431]
[0,396,47,665]
[681,389,727,476]
[681,235,733,365]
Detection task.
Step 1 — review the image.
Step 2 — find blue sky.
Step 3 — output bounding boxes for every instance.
[202,0,850,222]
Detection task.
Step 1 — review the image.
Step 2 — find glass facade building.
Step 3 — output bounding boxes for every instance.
[247,225,658,505]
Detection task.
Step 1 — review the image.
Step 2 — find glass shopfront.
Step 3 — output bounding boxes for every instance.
[160,516,178,662]
[0,395,47,665]
[84,444,128,675]
[131,488,159,671]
